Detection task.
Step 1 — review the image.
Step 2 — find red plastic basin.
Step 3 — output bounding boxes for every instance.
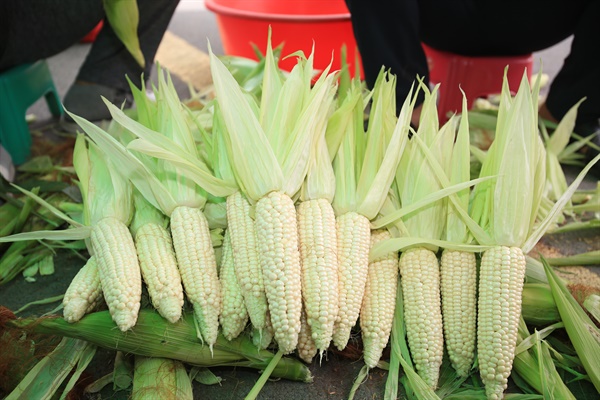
[204,0,363,78]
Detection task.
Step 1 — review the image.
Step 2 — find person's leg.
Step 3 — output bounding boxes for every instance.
[75,0,180,91]
[63,0,180,122]
[345,0,429,112]
[543,0,599,131]
[0,0,104,71]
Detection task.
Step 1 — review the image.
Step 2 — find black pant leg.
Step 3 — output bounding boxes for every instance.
[75,0,181,90]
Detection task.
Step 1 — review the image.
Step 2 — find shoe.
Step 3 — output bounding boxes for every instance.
[60,82,133,133]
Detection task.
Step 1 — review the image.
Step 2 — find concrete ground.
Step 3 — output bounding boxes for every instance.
[1,1,598,399]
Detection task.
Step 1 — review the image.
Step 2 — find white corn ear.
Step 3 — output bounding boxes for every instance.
[226,191,268,330]
[170,205,222,348]
[360,229,398,369]
[135,222,184,323]
[297,307,318,364]
[332,211,371,351]
[219,229,249,341]
[399,247,444,389]
[255,190,302,354]
[63,255,103,323]
[297,198,339,353]
[440,249,477,377]
[477,246,526,400]
[91,217,142,331]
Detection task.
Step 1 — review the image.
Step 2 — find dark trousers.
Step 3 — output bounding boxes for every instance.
[345,0,600,128]
[0,0,180,90]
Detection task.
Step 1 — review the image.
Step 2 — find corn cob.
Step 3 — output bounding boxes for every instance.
[63,255,103,323]
[252,311,275,350]
[226,191,268,331]
[170,205,222,348]
[255,190,303,354]
[219,229,249,341]
[440,249,477,377]
[399,247,444,388]
[360,229,398,369]
[91,217,141,331]
[135,221,184,323]
[297,308,318,364]
[297,198,339,354]
[332,211,371,351]
[477,246,526,400]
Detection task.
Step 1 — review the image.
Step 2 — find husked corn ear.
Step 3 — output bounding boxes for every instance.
[255,190,302,354]
[135,222,184,323]
[252,311,274,350]
[297,199,339,353]
[399,247,443,389]
[226,191,268,330]
[297,308,318,363]
[440,249,477,377]
[170,205,222,347]
[332,211,371,351]
[219,230,249,341]
[63,255,103,323]
[478,246,526,400]
[91,217,142,331]
[360,229,398,369]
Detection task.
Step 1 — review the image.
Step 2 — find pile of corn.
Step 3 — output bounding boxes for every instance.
[2,36,599,399]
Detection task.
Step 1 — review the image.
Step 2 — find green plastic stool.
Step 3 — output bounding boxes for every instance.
[0,60,64,165]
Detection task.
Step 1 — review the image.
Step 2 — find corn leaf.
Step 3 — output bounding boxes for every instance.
[543,257,600,393]
[5,338,93,400]
[68,112,179,216]
[103,0,144,67]
[59,343,97,400]
[0,227,92,243]
[371,237,490,260]
[209,45,283,201]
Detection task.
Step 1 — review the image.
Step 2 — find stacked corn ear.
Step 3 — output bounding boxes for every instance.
[333,211,372,350]
[394,84,455,389]
[130,191,184,323]
[62,255,103,323]
[297,120,340,357]
[219,229,249,340]
[332,67,414,351]
[470,71,546,399]
[226,190,268,332]
[75,69,239,348]
[440,96,478,378]
[73,134,142,332]
[359,228,398,369]
[209,35,338,354]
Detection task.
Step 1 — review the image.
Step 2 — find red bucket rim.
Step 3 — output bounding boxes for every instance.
[204,0,351,22]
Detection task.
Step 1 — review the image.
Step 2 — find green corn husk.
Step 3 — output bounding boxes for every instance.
[4,337,97,400]
[131,356,193,400]
[113,351,134,391]
[8,309,312,382]
[521,283,561,325]
[543,258,600,393]
[583,294,600,324]
[512,318,576,399]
